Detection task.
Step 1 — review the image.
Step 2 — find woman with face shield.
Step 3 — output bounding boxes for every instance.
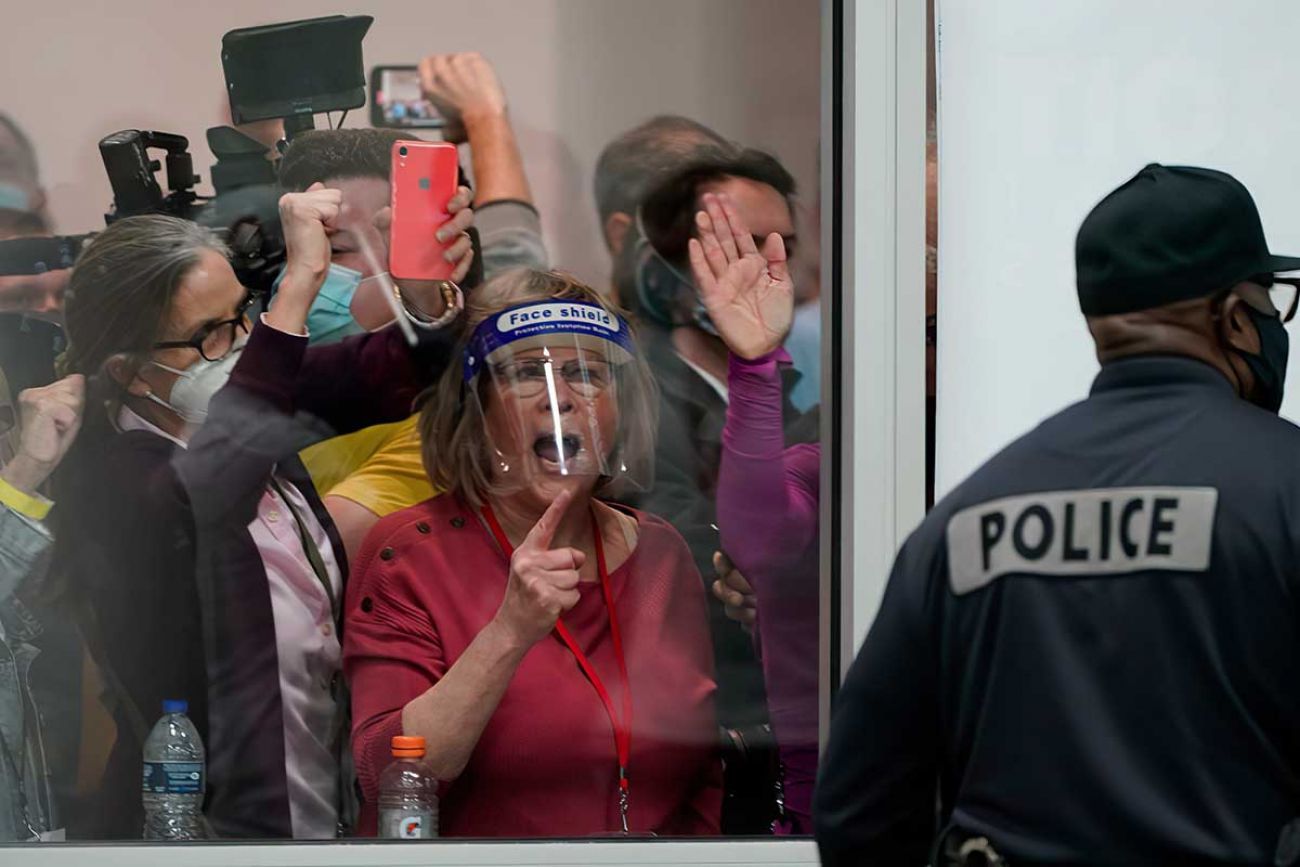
[343,269,722,837]
[50,184,471,840]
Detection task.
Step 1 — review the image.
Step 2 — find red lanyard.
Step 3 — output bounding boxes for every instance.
[481,504,635,834]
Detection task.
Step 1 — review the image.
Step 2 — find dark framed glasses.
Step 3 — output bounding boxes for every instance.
[1266,278,1300,323]
[152,291,258,362]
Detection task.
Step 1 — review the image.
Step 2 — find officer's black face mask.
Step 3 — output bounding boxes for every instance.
[1233,306,1289,413]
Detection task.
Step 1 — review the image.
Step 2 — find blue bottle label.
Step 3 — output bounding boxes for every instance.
[142,762,204,795]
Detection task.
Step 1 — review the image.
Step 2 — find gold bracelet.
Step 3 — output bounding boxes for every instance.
[394,279,463,330]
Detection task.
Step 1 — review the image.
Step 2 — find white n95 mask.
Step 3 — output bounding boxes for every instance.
[146,340,245,425]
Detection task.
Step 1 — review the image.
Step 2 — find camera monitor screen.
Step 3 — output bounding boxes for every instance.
[222,15,372,124]
[370,66,445,129]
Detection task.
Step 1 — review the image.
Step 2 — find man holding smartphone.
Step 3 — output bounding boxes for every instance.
[284,54,548,564]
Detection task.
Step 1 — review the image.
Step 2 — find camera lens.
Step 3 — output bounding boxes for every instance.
[399,146,408,156]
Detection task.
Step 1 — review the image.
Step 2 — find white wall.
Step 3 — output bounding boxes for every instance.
[936,0,1300,496]
[0,0,819,290]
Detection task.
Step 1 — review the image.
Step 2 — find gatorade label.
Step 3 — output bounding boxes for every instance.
[381,809,436,839]
[142,762,204,795]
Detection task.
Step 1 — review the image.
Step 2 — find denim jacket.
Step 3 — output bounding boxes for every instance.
[0,503,54,841]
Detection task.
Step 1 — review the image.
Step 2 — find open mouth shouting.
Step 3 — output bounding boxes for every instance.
[532,430,584,471]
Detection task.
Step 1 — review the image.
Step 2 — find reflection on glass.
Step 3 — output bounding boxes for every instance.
[0,0,825,845]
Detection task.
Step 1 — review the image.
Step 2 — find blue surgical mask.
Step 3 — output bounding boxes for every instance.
[273,263,367,346]
[0,183,31,212]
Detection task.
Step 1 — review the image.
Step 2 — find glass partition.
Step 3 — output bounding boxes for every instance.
[0,1,871,858]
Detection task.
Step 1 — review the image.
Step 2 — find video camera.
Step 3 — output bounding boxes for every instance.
[0,14,373,295]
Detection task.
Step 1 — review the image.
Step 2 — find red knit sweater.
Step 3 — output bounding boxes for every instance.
[343,494,722,837]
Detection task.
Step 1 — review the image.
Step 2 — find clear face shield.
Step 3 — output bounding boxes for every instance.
[463,300,653,500]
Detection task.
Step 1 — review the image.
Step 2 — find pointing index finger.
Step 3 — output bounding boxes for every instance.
[521,488,574,552]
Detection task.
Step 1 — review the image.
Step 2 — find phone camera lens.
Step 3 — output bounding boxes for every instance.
[399,146,408,156]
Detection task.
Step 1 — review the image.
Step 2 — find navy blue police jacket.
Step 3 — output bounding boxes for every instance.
[815,355,1300,866]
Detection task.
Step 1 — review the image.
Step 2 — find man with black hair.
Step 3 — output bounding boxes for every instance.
[626,148,814,572]
[276,127,479,332]
[283,68,547,563]
[594,115,736,262]
[613,144,817,835]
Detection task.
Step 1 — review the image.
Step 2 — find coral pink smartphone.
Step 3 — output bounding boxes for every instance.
[389,140,459,281]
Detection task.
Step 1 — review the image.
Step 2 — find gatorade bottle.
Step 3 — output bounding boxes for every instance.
[377,736,439,839]
[142,699,207,840]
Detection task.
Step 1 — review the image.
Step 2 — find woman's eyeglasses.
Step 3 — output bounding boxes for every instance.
[152,292,258,362]
[493,358,617,399]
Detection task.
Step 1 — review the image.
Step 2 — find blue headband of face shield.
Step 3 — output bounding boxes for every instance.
[463,301,636,382]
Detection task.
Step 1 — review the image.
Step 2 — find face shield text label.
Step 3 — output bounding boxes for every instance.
[498,303,620,335]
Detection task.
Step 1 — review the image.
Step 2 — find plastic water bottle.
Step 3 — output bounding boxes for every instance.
[377,736,438,839]
[142,699,207,840]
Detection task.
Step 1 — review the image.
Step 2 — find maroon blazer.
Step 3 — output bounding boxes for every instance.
[53,321,452,839]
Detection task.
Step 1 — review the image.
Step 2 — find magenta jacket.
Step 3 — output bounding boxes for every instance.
[716,350,820,834]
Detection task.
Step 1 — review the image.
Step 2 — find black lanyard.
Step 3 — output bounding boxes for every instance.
[268,476,339,626]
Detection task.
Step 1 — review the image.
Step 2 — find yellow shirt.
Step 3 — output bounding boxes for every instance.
[300,415,436,518]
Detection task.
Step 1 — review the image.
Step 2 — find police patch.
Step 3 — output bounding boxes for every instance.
[945,487,1218,595]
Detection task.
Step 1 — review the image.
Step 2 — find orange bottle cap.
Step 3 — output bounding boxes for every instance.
[391,735,426,757]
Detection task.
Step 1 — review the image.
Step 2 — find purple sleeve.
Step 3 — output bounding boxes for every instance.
[716,350,820,583]
[717,350,823,827]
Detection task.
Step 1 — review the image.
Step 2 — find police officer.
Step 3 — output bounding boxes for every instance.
[814,164,1300,866]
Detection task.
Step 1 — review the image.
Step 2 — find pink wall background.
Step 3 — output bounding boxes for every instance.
[2,0,820,288]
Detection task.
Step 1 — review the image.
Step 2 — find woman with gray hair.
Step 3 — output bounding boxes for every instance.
[344,269,722,837]
[52,184,472,840]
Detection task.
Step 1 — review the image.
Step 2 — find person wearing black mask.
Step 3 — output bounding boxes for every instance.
[612,147,818,834]
[815,164,1300,866]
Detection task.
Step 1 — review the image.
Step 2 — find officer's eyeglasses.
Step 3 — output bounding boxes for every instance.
[152,291,258,362]
[1266,278,1300,323]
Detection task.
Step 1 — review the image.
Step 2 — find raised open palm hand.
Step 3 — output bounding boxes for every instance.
[687,192,794,360]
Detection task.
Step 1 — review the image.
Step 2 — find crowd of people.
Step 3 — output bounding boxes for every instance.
[12,19,1298,867]
[0,42,822,842]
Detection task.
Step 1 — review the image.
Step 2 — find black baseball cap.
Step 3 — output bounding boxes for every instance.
[1075,163,1300,316]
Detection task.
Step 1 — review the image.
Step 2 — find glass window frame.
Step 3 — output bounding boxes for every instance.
[3,0,930,863]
